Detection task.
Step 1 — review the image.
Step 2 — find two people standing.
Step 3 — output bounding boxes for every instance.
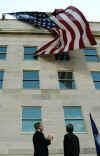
[33,122,80,156]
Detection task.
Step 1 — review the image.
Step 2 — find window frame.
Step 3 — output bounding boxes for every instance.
[0,46,7,60]
[63,106,86,133]
[58,71,75,89]
[21,106,42,133]
[0,71,4,88]
[83,48,99,62]
[91,71,100,89]
[55,52,70,61]
[23,70,40,89]
[24,46,38,60]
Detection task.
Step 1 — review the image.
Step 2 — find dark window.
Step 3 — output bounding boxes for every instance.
[0,71,4,88]
[55,53,70,61]
[24,47,38,60]
[22,107,41,132]
[83,49,99,62]
[91,72,100,89]
[0,47,7,59]
[58,72,75,89]
[64,107,86,132]
[23,71,40,89]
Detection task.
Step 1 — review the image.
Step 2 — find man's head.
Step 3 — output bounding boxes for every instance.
[34,122,44,132]
[66,124,74,133]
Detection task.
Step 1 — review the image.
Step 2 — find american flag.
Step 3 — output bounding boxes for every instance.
[9,6,96,55]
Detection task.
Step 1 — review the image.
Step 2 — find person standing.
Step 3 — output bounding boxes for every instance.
[33,122,53,156]
[64,124,80,156]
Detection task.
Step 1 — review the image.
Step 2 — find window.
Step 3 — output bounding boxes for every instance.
[24,47,38,60]
[55,53,70,61]
[0,71,4,88]
[23,71,40,89]
[22,107,41,132]
[64,107,86,132]
[58,72,75,89]
[83,49,99,62]
[91,72,100,89]
[0,46,7,59]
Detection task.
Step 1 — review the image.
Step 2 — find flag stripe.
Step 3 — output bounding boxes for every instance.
[67,6,96,45]
[64,12,85,49]
[61,12,81,50]
[65,8,91,47]
[52,29,67,54]
[56,14,75,51]
[55,29,67,54]
[35,29,59,55]
[45,28,63,54]
[51,15,72,52]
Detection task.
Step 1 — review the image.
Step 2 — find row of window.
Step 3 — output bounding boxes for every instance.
[0,46,99,62]
[22,106,86,133]
[0,71,100,89]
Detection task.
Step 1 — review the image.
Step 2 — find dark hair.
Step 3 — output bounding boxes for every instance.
[66,124,74,133]
[34,122,41,130]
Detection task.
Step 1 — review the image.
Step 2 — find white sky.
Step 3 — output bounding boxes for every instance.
[0,0,100,21]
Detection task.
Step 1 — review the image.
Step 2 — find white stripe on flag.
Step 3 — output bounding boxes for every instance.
[66,9,91,46]
[60,13,80,49]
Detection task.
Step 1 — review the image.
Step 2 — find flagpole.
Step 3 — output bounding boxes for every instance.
[90,113,100,156]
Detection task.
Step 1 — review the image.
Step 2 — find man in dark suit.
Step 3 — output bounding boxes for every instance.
[33,122,53,156]
[64,124,80,156]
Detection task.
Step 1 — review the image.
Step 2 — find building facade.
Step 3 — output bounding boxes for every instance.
[0,19,100,156]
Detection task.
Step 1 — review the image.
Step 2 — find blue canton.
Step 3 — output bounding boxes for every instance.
[10,12,57,29]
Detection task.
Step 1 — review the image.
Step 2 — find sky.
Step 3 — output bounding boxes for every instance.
[0,0,100,21]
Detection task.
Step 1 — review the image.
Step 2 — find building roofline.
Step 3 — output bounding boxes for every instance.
[0,19,100,36]
[0,18,100,23]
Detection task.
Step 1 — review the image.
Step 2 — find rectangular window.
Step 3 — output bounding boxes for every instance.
[91,72,100,89]
[22,107,41,132]
[23,71,40,89]
[24,47,38,60]
[0,46,7,59]
[55,53,70,61]
[64,107,86,132]
[0,71,4,88]
[83,49,99,62]
[58,72,75,89]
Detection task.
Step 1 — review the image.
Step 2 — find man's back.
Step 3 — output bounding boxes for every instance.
[64,132,80,156]
[33,131,51,156]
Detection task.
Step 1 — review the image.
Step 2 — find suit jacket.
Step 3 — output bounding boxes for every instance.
[33,130,51,156]
[64,132,80,156]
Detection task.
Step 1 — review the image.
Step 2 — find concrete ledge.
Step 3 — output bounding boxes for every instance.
[0,154,97,156]
[6,148,96,155]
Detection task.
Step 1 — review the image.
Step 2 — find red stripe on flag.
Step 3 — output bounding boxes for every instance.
[58,29,68,54]
[67,6,96,45]
[34,29,59,55]
[56,14,75,51]
[49,28,62,54]
[64,12,85,49]
[49,40,61,54]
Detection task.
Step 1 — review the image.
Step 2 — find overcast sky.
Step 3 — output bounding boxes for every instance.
[0,0,100,21]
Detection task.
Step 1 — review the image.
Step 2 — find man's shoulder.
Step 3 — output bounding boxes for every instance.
[64,133,78,138]
[64,133,69,138]
[33,131,43,137]
[33,131,38,137]
[71,133,79,141]
[72,133,78,138]
[33,131,40,139]
[33,130,40,135]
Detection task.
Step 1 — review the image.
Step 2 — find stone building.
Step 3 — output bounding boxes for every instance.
[0,18,100,156]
